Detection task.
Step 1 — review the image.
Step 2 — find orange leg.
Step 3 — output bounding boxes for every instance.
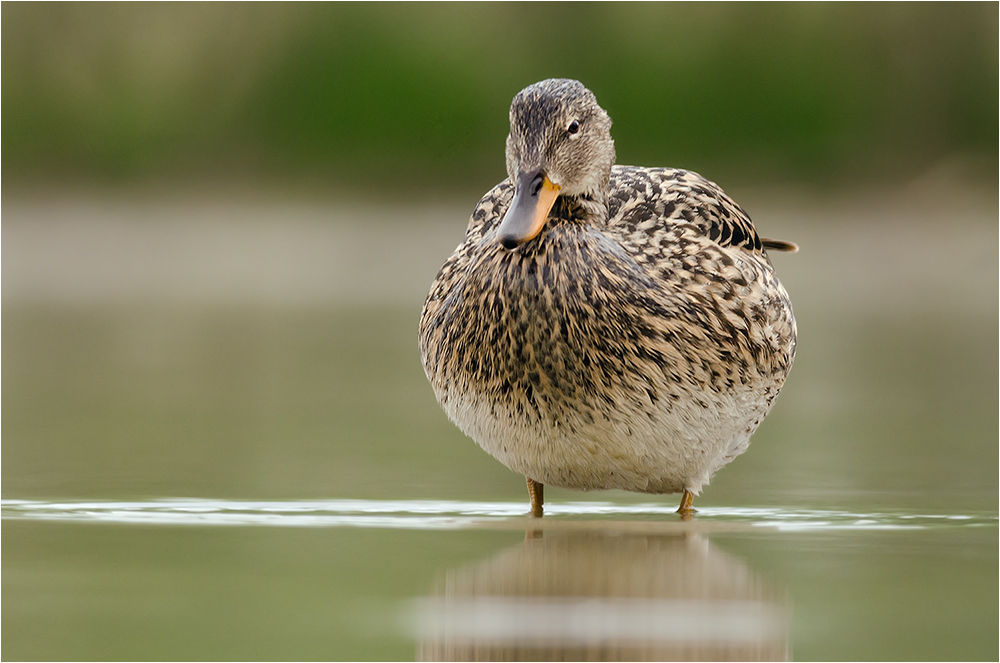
[526,477,544,518]
[676,488,696,518]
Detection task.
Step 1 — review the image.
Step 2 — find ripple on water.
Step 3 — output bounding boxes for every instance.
[1,499,995,532]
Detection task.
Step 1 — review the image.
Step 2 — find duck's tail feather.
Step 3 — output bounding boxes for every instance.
[761,238,799,253]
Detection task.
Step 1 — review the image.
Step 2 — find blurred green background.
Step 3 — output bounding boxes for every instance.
[3,2,997,194]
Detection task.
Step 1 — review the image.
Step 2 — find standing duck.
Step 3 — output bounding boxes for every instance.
[419,79,796,517]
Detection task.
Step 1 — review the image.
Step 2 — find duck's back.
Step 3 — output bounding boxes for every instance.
[607,166,765,255]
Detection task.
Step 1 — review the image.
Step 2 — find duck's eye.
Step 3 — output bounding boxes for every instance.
[567,120,581,135]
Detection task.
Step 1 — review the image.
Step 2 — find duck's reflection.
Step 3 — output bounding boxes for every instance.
[415,530,788,661]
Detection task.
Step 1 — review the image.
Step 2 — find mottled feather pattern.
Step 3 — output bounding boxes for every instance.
[420,79,796,502]
[419,165,795,495]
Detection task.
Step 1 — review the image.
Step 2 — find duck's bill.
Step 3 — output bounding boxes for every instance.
[496,172,561,249]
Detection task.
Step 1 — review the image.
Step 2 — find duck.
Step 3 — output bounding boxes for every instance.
[419,79,796,518]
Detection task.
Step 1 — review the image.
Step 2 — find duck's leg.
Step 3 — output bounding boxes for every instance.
[526,477,544,518]
[676,488,696,519]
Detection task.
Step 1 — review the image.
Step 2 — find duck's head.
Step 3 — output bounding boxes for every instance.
[497,79,615,250]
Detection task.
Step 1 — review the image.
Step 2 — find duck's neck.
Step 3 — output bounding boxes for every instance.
[556,187,609,226]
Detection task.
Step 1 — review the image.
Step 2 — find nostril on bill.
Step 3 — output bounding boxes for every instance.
[529,175,544,196]
[499,235,520,250]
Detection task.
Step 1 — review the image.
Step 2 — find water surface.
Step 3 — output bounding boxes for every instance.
[3,195,997,660]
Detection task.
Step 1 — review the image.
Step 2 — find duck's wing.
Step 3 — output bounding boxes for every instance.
[606,166,797,258]
[601,166,797,386]
[464,180,514,245]
[421,180,513,326]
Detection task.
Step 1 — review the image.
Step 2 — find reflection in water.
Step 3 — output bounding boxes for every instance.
[415,531,789,661]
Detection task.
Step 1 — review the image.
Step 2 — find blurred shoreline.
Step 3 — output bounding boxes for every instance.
[3,180,996,317]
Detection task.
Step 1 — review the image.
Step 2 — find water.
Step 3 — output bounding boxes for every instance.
[2,499,995,660]
[3,498,994,531]
[2,193,997,660]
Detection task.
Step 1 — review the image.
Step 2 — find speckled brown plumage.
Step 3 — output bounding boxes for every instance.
[419,79,796,515]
